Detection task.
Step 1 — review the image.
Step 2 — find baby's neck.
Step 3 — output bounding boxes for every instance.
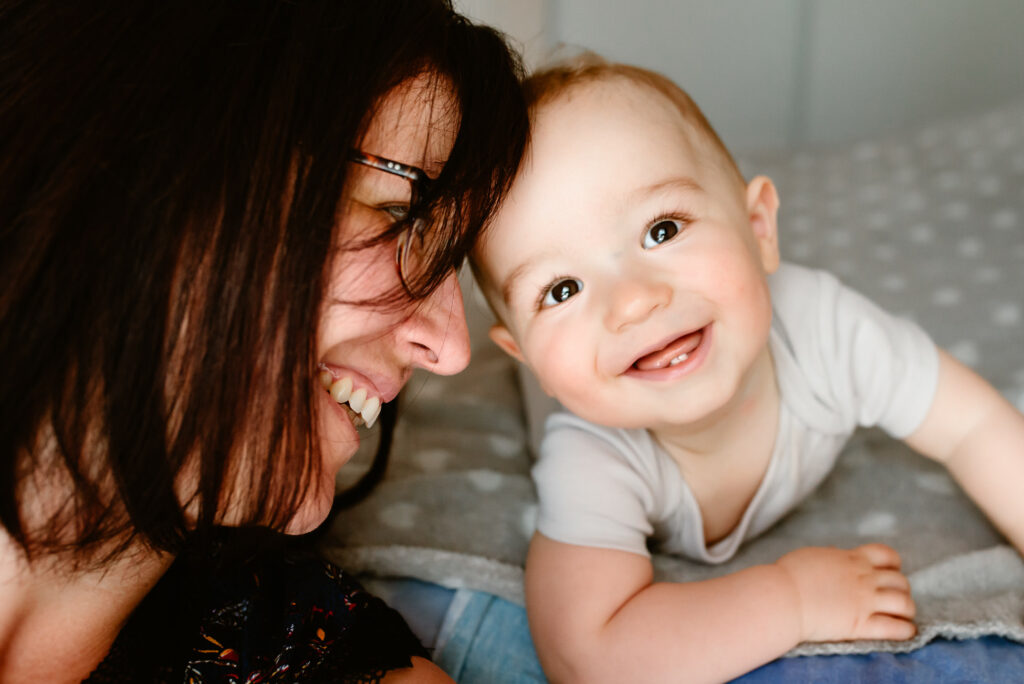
[0,532,172,683]
[652,346,780,544]
[652,345,779,467]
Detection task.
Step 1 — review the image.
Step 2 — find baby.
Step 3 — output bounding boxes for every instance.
[471,58,1024,683]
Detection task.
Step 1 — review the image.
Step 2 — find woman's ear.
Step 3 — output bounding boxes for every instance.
[488,324,526,364]
[746,175,781,274]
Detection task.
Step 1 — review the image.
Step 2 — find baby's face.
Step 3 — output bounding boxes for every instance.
[477,79,780,430]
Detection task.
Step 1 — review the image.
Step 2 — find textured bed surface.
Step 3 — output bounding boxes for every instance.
[321,97,1024,656]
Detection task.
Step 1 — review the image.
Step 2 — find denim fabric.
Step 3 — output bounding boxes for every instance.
[431,588,1024,684]
[359,576,456,652]
[738,635,1024,684]
[435,590,546,683]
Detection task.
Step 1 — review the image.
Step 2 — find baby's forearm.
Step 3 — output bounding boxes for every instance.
[907,349,1024,556]
[529,539,914,684]
[568,564,804,684]
[943,400,1024,556]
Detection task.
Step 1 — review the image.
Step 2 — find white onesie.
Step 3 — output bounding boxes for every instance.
[532,262,940,562]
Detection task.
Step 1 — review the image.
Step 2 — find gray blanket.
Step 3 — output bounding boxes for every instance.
[322,97,1024,656]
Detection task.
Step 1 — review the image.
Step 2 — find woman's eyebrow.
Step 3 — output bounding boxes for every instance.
[423,157,447,177]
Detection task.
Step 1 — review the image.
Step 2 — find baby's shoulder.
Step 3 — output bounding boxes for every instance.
[769,262,845,324]
[544,412,651,456]
[769,262,887,354]
[536,413,677,527]
[541,413,666,477]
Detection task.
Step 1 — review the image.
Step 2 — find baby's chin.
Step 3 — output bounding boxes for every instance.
[562,401,651,430]
[563,394,729,432]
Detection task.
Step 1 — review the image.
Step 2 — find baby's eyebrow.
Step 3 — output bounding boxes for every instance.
[500,261,530,307]
[499,249,558,308]
[633,176,704,200]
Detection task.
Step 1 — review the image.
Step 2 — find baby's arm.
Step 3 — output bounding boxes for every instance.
[906,349,1024,553]
[525,533,915,684]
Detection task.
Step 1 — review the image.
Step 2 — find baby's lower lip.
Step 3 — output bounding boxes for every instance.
[624,324,712,380]
[632,327,706,371]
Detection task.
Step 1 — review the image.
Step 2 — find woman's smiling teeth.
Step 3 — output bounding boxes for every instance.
[317,368,383,428]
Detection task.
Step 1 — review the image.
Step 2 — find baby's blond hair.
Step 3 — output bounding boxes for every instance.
[523,54,746,189]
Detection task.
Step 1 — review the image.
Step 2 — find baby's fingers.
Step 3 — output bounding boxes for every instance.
[874,569,911,594]
[873,587,916,621]
[859,614,917,641]
[856,543,902,570]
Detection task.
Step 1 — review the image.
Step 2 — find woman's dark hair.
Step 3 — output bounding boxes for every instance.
[0,0,528,565]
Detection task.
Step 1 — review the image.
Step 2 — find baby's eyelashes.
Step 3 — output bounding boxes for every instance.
[642,218,684,249]
[539,277,584,309]
[529,215,689,311]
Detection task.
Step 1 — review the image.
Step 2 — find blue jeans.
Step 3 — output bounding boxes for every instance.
[435,589,546,683]
[430,588,1024,684]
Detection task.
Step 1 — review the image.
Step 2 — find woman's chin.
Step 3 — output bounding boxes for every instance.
[275,392,362,534]
[282,481,337,535]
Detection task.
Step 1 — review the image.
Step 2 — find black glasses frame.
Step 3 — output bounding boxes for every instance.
[349,150,434,289]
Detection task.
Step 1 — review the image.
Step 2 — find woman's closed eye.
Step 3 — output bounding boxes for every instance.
[382,204,411,222]
[642,217,686,249]
[539,277,583,309]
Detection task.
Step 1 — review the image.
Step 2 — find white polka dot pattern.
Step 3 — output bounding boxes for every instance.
[415,448,453,472]
[759,97,1024,403]
[520,504,539,539]
[466,469,504,492]
[914,472,957,495]
[856,511,898,537]
[379,502,420,530]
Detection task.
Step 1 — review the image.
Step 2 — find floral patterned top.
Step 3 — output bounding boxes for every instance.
[86,537,427,683]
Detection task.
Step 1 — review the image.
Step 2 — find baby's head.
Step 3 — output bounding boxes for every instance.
[473,57,782,430]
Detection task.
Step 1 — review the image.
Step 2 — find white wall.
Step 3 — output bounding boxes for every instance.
[799,1,1024,147]
[455,0,551,69]
[461,0,1024,152]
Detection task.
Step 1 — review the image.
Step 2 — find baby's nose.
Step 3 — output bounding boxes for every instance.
[603,276,673,332]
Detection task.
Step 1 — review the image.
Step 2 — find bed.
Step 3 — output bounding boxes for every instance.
[321,96,1024,682]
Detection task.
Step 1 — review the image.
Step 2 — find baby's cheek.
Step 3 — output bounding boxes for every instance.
[529,340,580,397]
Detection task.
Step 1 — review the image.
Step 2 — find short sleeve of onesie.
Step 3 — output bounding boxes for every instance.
[771,263,940,438]
[533,416,662,557]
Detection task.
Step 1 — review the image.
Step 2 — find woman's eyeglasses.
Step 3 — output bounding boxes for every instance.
[349,151,433,289]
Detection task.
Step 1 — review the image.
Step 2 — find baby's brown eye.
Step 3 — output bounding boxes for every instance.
[542,278,583,308]
[643,219,682,248]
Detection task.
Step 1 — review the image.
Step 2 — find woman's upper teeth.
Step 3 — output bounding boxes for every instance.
[317,369,383,428]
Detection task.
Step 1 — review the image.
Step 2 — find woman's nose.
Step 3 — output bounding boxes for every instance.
[603,275,673,333]
[402,269,471,375]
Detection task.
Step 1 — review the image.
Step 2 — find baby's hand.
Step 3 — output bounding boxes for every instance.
[776,543,916,643]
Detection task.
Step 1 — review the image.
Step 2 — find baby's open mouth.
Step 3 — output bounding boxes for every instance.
[632,327,706,371]
[317,365,383,428]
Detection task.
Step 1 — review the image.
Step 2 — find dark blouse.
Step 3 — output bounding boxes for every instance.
[86,536,427,683]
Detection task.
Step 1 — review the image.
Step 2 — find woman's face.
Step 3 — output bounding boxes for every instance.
[288,75,471,533]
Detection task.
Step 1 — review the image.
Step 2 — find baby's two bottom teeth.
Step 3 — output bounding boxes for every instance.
[668,353,689,366]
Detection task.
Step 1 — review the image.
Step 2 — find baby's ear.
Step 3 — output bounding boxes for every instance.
[746,175,781,274]
[488,324,526,364]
